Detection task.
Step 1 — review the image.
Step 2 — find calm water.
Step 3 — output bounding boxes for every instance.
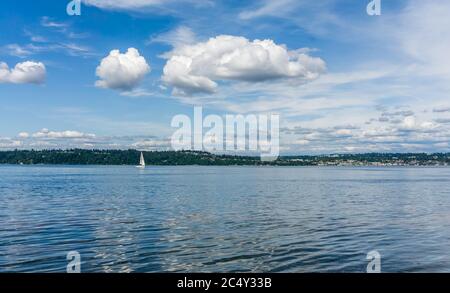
[1,165,450,273]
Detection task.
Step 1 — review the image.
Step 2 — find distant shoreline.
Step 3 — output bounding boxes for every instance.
[1,164,450,168]
[0,149,449,167]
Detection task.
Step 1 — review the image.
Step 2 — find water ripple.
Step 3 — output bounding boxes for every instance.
[1,166,450,272]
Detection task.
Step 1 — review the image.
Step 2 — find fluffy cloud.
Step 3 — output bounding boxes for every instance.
[280,118,450,154]
[399,116,437,131]
[0,61,46,84]
[402,116,416,129]
[32,129,96,139]
[0,138,22,149]
[162,35,326,95]
[18,132,30,139]
[95,48,150,91]
[336,129,352,136]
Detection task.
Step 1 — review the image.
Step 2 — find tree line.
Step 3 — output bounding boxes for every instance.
[0,149,449,166]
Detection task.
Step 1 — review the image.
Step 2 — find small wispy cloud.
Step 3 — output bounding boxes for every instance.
[433,107,450,113]
[82,0,214,11]
[40,16,89,39]
[149,26,197,48]
[120,88,155,98]
[2,44,33,58]
[1,42,96,58]
[40,16,68,29]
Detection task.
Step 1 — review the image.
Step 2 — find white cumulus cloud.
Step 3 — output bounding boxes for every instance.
[162,35,326,95]
[32,129,96,139]
[18,132,30,139]
[0,61,46,84]
[95,48,150,91]
[0,138,22,149]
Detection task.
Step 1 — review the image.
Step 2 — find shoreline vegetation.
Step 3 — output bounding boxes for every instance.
[0,149,449,166]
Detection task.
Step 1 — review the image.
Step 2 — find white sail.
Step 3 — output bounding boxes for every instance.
[140,152,146,167]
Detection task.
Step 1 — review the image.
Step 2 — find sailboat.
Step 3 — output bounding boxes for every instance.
[137,152,146,169]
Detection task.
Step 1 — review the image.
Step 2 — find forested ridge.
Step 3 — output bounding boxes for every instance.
[0,149,449,166]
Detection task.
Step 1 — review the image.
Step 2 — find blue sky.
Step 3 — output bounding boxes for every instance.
[1,0,450,154]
